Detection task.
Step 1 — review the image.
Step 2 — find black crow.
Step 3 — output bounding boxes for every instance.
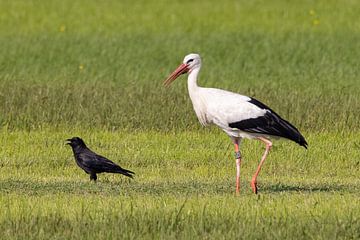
[66,137,135,181]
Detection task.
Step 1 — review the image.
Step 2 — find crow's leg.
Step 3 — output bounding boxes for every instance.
[90,173,97,181]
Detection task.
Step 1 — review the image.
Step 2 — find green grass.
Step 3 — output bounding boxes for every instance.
[0,0,360,239]
[1,130,360,239]
[0,130,360,239]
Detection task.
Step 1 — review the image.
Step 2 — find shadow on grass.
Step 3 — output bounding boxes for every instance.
[0,179,234,196]
[260,182,355,193]
[0,179,357,196]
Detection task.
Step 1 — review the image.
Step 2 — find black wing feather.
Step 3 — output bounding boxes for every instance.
[229,98,308,148]
[77,149,134,178]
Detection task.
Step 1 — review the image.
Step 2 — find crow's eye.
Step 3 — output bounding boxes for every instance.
[186,59,194,64]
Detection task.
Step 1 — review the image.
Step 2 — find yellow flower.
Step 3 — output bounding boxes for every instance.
[309,10,316,16]
[59,25,66,32]
[79,64,84,70]
[312,19,320,26]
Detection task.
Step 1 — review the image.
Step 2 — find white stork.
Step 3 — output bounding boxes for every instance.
[164,53,307,195]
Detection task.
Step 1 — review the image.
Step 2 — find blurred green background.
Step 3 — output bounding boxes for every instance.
[0,0,359,131]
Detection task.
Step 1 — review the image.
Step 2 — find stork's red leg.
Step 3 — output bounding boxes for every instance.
[251,137,272,194]
[234,138,241,195]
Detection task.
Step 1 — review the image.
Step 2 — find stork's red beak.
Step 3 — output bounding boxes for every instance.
[163,63,189,87]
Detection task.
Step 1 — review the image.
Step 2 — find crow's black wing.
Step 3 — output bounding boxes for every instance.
[77,149,134,178]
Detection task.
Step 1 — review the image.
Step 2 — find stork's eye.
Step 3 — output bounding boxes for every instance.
[186,59,194,64]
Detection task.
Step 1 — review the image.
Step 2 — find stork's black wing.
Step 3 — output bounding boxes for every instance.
[229,98,308,148]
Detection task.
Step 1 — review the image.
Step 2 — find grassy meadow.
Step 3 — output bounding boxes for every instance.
[0,0,360,239]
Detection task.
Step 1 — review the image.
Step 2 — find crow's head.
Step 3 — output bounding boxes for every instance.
[66,137,87,148]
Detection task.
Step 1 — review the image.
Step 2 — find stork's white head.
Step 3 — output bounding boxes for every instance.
[164,53,201,87]
[183,53,201,70]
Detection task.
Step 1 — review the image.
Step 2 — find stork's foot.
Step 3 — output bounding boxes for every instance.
[250,180,258,194]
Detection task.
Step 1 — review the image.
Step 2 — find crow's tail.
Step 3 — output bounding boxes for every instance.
[114,167,135,178]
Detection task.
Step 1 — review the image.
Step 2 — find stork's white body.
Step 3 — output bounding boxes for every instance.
[187,68,267,139]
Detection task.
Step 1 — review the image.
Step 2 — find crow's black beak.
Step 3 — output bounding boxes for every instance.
[66,139,72,146]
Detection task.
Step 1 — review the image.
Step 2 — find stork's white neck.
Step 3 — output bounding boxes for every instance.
[187,65,209,126]
[187,66,201,93]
